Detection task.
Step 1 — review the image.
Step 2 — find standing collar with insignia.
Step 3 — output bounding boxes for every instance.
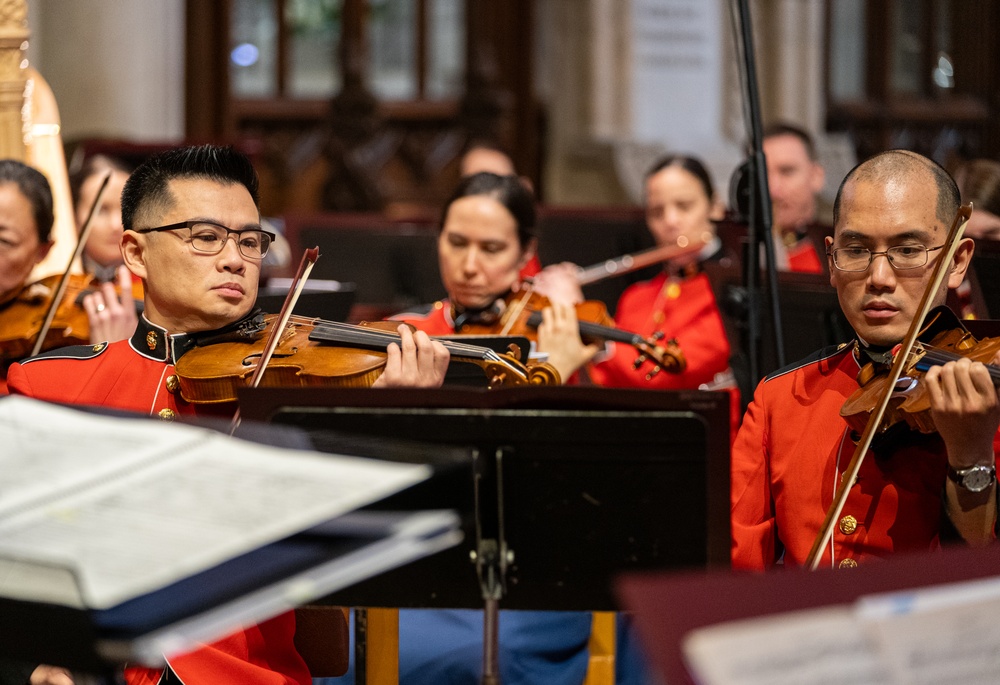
[130,309,267,363]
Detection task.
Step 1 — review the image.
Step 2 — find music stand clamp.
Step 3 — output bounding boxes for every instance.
[471,446,512,685]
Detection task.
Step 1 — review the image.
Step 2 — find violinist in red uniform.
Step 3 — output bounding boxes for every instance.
[0,160,56,393]
[587,155,736,396]
[8,145,449,685]
[392,171,599,382]
[731,150,999,572]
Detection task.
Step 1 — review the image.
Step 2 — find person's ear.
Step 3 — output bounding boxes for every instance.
[121,231,147,282]
[34,240,53,265]
[825,235,836,287]
[946,237,975,290]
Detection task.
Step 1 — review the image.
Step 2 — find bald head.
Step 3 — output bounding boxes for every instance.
[833,150,960,229]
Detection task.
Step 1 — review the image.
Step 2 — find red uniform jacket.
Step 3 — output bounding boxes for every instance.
[586,271,740,440]
[7,317,311,685]
[588,272,731,390]
[731,342,1000,571]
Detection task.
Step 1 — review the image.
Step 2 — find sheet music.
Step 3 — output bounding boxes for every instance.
[683,576,1000,685]
[0,396,431,609]
[683,607,890,685]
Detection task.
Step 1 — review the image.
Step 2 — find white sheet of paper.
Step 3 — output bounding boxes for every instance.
[0,396,431,609]
[683,606,890,685]
[683,575,1000,685]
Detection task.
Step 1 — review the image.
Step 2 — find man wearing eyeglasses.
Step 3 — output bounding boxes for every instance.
[6,145,449,685]
[731,149,1000,572]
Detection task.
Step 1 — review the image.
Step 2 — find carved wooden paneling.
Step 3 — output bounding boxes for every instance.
[185,0,539,217]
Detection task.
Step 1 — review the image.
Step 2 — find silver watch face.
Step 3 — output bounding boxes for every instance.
[962,466,995,493]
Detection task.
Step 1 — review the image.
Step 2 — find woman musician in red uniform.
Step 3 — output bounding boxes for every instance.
[391,171,601,383]
[583,155,738,410]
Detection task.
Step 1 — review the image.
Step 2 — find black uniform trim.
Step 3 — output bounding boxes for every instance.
[18,341,109,364]
[763,342,853,383]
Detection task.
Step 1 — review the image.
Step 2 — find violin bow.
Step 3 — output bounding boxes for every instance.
[229,245,320,435]
[804,202,973,570]
[29,172,112,357]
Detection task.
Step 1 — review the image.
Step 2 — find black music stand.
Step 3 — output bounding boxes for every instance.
[256,281,356,322]
[238,386,731,683]
[704,262,851,404]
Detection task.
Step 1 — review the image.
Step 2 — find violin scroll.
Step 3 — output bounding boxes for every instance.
[630,332,686,380]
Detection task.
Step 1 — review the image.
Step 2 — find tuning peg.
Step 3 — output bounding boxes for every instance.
[652,331,665,341]
[645,365,662,380]
[632,355,647,370]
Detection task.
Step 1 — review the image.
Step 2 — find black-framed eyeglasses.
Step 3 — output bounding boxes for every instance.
[826,244,946,272]
[130,220,275,260]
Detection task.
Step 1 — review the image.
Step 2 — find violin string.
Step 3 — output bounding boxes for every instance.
[911,344,1000,382]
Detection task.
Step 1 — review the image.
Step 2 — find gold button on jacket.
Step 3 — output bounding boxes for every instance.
[839,515,858,535]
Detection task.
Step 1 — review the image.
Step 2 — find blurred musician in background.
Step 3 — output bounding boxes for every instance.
[587,155,736,396]
[69,153,139,343]
[954,158,1000,240]
[0,160,54,393]
[762,122,830,273]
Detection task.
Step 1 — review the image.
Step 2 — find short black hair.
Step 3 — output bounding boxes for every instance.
[763,122,817,161]
[0,159,54,243]
[832,149,960,227]
[645,154,715,200]
[121,145,259,231]
[441,172,536,247]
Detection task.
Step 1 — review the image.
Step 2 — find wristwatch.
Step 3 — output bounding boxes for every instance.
[947,463,997,493]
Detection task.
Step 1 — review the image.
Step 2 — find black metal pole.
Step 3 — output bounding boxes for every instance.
[729,0,786,378]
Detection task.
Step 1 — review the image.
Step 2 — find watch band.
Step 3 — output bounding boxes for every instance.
[946,463,997,492]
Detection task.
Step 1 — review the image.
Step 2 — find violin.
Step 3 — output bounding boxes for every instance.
[174,313,560,404]
[0,269,144,367]
[454,288,687,378]
[0,273,97,364]
[840,306,1000,436]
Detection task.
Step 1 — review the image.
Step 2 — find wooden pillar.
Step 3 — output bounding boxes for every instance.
[0,0,27,159]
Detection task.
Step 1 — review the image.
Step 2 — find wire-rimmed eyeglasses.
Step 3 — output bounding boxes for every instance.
[826,244,945,272]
